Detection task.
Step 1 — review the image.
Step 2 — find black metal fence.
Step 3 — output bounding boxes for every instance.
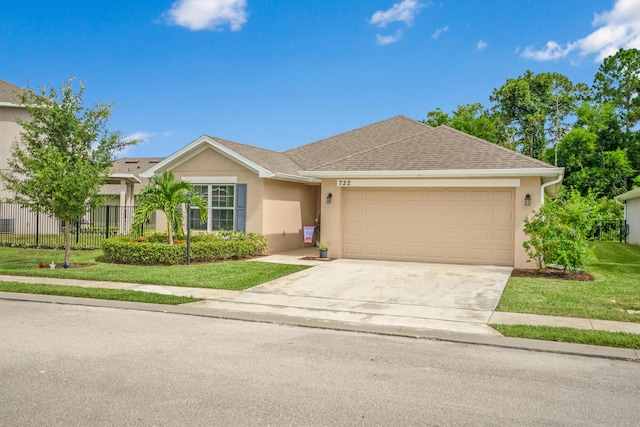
[589,220,628,243]
[0,203,155,249]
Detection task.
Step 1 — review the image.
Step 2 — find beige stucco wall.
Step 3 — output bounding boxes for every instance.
[167,147,265,234]
[0,106,30,200]
[318,179,341,259]
[625,197,640,245]
[514,176,543,269]
[319,176,546,269]
[263,179,319,253]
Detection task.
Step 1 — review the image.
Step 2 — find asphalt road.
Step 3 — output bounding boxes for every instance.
[1,300,638,426]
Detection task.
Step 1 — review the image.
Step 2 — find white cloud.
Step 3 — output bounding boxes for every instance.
[376,31,403,45]
[476,40,488,51]
[432,25,448,39]
[522,40,569,60]
[522,0,640,62]
[116,131,153,157]
[370,0,427,45]
[370,0,425,28]
[165,0,247,31]
[122,131,152,143]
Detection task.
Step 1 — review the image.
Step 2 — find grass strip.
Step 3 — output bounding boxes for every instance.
[492,324,640,349]
[0,282,201,305]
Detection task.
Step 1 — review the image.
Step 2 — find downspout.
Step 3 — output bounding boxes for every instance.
[539,174,563,205]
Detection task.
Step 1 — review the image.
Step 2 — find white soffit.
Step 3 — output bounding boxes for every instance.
[336,178,521,188]
[181,176,238,184]
[302,168,564,179]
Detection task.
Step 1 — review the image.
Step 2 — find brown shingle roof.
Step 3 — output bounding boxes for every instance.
[310,125,555,171]
[212,136,304,176]
[284,115,431,170]
[101,157,164,195]
[0,79,24,104]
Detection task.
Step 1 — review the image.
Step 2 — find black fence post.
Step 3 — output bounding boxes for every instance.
[36,213,39,247]
[105,206,110,240]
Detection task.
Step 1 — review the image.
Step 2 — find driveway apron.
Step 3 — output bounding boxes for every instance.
[189,258,513,336]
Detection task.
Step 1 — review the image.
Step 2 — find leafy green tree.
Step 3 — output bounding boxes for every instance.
[132,171,208,244]
[424,103,511,147]
[491,71,584,160]
[593,48,640,132]
[554,102,635,197]
[0,78,136,265]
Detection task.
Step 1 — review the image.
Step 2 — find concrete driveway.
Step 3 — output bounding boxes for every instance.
[192,257,513,336]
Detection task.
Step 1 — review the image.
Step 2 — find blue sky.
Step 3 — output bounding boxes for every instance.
[3,0,639,158]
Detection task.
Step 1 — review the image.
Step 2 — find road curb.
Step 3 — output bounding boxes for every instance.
[2,292,638,362]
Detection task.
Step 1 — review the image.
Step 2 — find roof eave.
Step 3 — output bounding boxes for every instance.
[300,168,565,179]
[615,187,640,201]
[140,135,274,178]
[0,102,24,108]
[270,173,321,184]
[107,173,142,184]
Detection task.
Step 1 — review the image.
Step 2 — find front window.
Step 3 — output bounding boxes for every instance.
[189,184,235,231]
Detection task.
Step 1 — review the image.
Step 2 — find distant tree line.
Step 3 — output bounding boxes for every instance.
[425,48,640,200]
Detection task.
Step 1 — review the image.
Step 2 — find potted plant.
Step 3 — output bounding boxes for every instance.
[317,241,328,259]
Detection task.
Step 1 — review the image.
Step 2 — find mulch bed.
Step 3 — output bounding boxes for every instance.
[510,268,594,281]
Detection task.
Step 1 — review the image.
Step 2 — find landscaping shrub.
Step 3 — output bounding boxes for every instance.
[101,231,268,265]
[523,190,591,271]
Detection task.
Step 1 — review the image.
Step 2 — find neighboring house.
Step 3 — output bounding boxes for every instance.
[615,188,640,245]
[1,77,149,236]
[143,116,563,268]
[0,78,29,201]
[101,157,164,205]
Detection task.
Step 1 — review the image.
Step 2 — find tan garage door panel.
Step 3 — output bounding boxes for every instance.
[343,188,514,266]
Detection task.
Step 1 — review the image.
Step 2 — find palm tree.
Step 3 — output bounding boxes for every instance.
[132,171,208,244]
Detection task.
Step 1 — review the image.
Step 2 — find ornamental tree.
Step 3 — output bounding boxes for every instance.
[0,78,137,265]
[132,171,208,245]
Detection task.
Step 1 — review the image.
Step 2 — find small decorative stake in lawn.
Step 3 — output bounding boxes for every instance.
[63,263,69,269]
[39,262,44,269]
[49,262,56,269]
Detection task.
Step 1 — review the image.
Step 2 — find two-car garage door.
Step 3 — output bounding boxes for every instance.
[343,188,515,266]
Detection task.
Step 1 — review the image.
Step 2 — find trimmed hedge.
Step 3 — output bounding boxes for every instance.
[102,231,269,265]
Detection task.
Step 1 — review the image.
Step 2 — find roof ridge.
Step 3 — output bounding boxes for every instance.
[283,115,429,154]
[285,115,431,170]
[309,126,434,171]
[436,125,555,168]
[209,135,306,173]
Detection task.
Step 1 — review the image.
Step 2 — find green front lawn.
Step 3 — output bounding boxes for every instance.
[0,247,310,291]
[496,242,640,322]
[0,281,201,305]
[492,324,640,349]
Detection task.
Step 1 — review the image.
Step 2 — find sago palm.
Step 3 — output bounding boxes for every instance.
[132,171,208,244]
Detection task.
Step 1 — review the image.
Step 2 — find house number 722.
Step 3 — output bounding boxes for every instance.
[337,180,351,186]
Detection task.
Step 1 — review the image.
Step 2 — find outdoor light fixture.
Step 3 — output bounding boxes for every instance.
[326,193,332,204]
[186,191,192,265]
[524,193,531,206]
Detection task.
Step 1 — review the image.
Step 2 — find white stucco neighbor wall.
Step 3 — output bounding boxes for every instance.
[625,197,640,245]
[0,106,30,200]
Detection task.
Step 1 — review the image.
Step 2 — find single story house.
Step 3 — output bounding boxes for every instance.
[143,116,563,269]
[615,188,640,245]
